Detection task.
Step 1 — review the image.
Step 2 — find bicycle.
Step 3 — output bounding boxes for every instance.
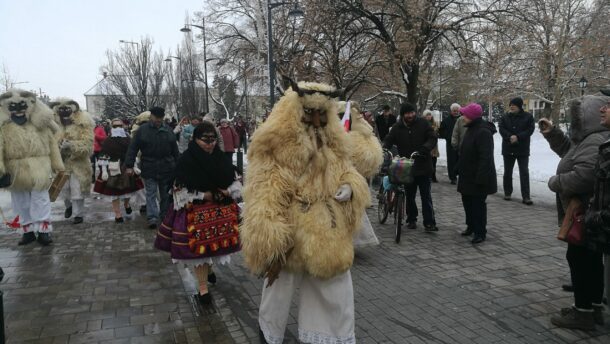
[376,149,394,224]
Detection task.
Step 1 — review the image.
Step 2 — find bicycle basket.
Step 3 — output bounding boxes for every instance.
[388,157,414,184]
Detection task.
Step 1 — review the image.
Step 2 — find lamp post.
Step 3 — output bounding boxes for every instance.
[180,18,210,114]
[267,1,304,108]
[579,76,588,97]
[165,56,182,116]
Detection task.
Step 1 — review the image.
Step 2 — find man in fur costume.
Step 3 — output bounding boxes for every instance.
[50,98,94,224]
[0,90,65,245]
[241,81,370,344]
[338,100,384,248]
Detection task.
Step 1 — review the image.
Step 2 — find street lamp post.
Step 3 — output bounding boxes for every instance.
[579,76,588,97]
[266,1,304,108]
[181,18,210,114]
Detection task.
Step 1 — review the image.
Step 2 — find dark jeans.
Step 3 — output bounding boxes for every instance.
[567,244,604,309]
[446,143,458,182]
[144,177,173,224]
[503,155,530,199]
[405,175,436,226]
[225,152,234,165]
[432,157,438,180]
[240,135,248,154]
[461,194,487,239]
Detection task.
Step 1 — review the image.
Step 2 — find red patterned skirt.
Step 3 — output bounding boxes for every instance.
[154,201,241,260]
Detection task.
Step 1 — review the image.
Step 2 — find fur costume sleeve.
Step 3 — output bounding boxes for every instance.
[48,130,65,172]
[348,113,383,179]
[67,112,95,160]
[240,144,295,276]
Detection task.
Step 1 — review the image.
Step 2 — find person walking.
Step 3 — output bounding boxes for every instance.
[424,110,440,183]
[93,119,144,223]
[155,122,241,305]
[234,116,248,154]
[218,118,240,165]
[174,116,201,154]
[456,103,497,244]
[542,94,610,330]
[92,121,107,182]
[125,107,179,229]
[439,103,461,184]
[499,97,535,205]
[375,105,397,141]
[384,102,438,231]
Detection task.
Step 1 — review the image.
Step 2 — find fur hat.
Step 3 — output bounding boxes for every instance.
[400,102,416,115]
[460,103,483,120]
[509,97,524,109]
[149,106,165,118]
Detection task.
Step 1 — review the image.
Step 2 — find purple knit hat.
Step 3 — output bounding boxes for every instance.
[460,103,483,120]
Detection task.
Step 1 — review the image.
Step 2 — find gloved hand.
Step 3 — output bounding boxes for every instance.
[334,184,352,202]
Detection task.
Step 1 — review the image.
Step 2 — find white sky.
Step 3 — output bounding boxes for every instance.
[0,0,205,108]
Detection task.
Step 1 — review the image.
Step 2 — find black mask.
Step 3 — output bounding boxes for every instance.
[11,114,27,125]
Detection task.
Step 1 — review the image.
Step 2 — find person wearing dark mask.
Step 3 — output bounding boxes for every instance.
[125,107,179,229]
[383,102,439,232]
[499,97,535,205]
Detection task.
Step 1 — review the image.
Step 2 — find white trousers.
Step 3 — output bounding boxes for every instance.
[61,174,84,217]
[259,270,355,344]
[11,190,52,233]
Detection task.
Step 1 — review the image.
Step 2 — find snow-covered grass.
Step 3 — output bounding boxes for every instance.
[438,124,561,205]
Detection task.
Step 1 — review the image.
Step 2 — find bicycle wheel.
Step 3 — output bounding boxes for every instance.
[377,190,390,224]
[395,192,404,243]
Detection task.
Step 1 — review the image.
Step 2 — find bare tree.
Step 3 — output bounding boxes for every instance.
[0,63,16,92]
[100,37,167,118]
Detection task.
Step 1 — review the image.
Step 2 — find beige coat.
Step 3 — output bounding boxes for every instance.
[0,90,64,191]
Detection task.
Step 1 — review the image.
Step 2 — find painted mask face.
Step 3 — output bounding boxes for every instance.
[0,90,37,125]
[302,107,328,128]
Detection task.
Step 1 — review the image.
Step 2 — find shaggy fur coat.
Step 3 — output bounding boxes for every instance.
[0,90,65,191]
[241,82,370,280]
[52,99,95,196]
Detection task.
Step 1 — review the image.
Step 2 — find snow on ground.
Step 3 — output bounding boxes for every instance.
[438,124,561,206]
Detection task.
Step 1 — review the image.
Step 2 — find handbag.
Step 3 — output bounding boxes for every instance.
[388,156,414,185]
[557,198,585,245]
[185,200,241,256]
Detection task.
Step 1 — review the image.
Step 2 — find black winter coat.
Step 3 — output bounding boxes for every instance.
[125,122,179,179]
[498,110,535,156]
[383,117,437,177]
[584,138,610,253]
[457,118,498,195]
[438,114,460,141]
[375,114,397,141]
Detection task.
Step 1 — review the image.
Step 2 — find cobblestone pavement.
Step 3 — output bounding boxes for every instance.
[1,178,610,343]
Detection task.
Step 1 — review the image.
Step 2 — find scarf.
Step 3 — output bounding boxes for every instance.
[11,114,27,125]
[111,127,127,137]
[175,140,235,192]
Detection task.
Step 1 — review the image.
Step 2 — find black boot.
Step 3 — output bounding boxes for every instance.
[18,232,36,246]
[37,232,53,246]
[73,217,83,225]
[461,228,473,236]
[64,206,72,218]
[139,205,146,215]
[207,272,217,284]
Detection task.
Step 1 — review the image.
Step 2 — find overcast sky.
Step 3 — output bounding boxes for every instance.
[0,0,204,107]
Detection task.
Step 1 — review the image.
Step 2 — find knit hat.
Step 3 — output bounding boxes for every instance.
[400,102,416,115]
[149,106,165,118]
[460,103,483,120]
[509,97,524,109]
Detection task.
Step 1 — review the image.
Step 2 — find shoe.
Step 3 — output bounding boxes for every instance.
[407,222,417,229]
[522,198,533,205]
[461,228,473,236]
[139,206,146,215]
[115,217,124,223]
[503,195,511,201]
[148,223,157,229]
[450,180,456,185]
[562,284,574,292]
[37,232,53,246]
[593,305,605,325]
[196,292,212,305]
[18,232,37,246]
[424,224,438,232]
[64,206,72,218]
[432,176,438,183]
[471,237,485,244]
[125,207,133,215]
[207,272,217,284]
[73,217,83,225]
[551,307,595,330]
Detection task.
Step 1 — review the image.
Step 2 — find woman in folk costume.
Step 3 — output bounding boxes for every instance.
[50,98,95,224]
[241,81,370,344]
[0,90,65,245]
[338,100,383,248]
[155,122,242,305]
[93,118,144,223]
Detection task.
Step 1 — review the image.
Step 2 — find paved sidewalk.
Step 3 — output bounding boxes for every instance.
[1,179,609,343]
